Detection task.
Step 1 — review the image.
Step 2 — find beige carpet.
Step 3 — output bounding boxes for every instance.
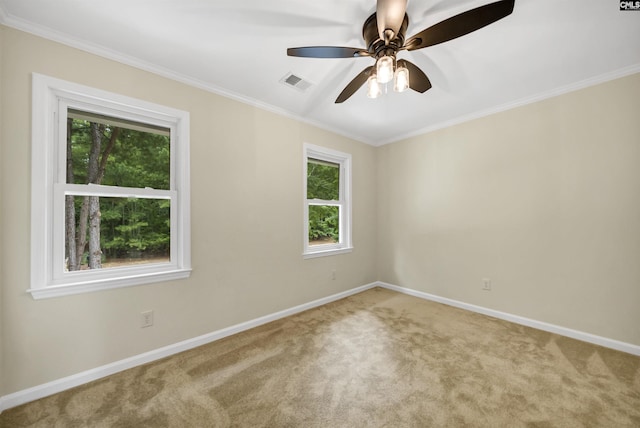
[1,287,639,427]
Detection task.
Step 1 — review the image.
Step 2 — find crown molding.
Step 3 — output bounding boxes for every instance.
[0,1,8,24]
[1,4,639,149]
[376,63,640,146]
[0,10,370,146]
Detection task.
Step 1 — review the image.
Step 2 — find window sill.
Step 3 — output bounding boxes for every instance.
[303,247,353,259]
[28,268,192,300]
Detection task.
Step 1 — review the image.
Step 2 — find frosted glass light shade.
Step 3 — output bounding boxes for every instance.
[394,64,409,92]
[366,75,381,98]
[376,56,394,84]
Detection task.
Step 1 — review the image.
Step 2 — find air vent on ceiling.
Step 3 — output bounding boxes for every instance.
[280,72,313,92]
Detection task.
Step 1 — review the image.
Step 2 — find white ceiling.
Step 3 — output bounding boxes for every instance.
[1,0,639,146]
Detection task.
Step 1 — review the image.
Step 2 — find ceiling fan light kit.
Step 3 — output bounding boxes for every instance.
[287,0,515,103]
[367,57,410,98]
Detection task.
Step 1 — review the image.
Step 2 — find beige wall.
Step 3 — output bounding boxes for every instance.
[1,23,639,399]
[0,27,378,395]
[0,24,5,397]
[377,72,640,346]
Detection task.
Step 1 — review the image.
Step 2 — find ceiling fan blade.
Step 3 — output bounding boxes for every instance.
[399,60,432,93]
[405,0,515,51]
[335,66,374,103]
[376,0,407,43]
[287,46,369,58]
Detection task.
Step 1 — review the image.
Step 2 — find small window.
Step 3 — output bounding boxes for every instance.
[303,143,352,258]
[30,74,191,299]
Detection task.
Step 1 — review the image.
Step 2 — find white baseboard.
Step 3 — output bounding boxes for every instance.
[375,281,640,357]
[0,282,377,412]
[3,280,637,412]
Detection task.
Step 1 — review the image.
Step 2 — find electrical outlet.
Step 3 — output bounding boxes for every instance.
[482,278,492,291]
[141,310,154,328]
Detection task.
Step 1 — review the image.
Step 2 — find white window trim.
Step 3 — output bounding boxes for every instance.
[30,73,191,299]
[303,143,352,259]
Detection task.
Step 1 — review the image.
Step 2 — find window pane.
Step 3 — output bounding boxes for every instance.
[308,205,339,246]
[307,159,339,200]
[65,196,170,271]
[66,111,170,190]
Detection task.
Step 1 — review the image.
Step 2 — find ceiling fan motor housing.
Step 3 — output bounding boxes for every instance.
[363,13,409,59]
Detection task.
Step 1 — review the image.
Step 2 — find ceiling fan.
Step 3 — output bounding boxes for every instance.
[287,0,515,103]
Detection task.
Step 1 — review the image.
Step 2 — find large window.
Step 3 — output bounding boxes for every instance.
[30,74,191,299]
[303,143,352,258]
